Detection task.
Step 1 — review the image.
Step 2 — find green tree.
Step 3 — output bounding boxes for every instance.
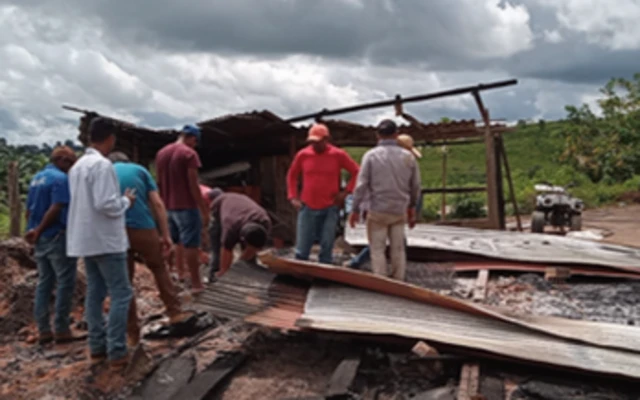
[561,74,640,183]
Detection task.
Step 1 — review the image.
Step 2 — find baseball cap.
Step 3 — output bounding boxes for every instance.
[397,134,422,159]
[181,124,201,141]
[51,146,76,162]
[307,124,330,142]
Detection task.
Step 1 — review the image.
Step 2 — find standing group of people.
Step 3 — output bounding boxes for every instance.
[287,120,422,281]
[26,119,271,372]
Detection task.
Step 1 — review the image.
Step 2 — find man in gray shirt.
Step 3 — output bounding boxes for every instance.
[349,120,421,281]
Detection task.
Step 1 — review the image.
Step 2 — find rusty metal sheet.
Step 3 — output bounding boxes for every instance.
[259,253,640,353]
[345,224,640,272]
[194,261,306,330]
[299,285,640,380]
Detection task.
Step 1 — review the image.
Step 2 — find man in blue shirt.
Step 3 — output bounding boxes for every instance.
[109,152,192,346]
[25,146,78,345]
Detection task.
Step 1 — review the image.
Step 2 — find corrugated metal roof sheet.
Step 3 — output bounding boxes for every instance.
[300,284,640,380]
[259,253,640,353]
[345,224,640,272]
[194,261,306,330]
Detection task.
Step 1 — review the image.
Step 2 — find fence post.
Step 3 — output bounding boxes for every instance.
[8,161,21,237]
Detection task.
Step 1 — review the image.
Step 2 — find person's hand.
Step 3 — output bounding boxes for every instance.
[124,188,136,208]
[334,191,348,207]
[160,234,173,258]
[407,208,416,229]
[290,198,302,210]
[348,212,360,229]
[24,228,41,245]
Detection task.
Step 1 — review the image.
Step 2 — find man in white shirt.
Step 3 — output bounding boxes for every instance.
[67,117,136,371]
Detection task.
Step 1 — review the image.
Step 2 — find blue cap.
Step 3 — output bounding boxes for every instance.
[181,124,201,141]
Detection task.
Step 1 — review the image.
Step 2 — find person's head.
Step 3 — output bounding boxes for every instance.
[107,151,130,164]
[179,124,201,149]
[240,222,268,254]
[50,146,77,173]
[377,119,398,140]
[307,123,330,154]
[396,134,422,159]
[206,187,223,203]
[89,117,117,154]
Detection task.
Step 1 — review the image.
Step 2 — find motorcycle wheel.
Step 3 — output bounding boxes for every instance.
[570,214,582,231]
[531,211,545,233]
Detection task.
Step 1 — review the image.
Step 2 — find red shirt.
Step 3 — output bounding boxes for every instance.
[155,142,202,210]
[287,144,360,210]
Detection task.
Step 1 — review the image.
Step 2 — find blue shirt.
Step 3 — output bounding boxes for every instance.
[113,162,158,230]
[26,164,70,238]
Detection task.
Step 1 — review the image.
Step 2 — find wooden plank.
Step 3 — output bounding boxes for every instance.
[498,137,522,232]
[8,161,20,237]
[472,270,489,302]
[494,137,505,230]
[325,356,361,398]
[457,363,481,400]
[169,353,245,400]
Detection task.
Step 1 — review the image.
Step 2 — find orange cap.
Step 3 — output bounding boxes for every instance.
[307,124,330,142]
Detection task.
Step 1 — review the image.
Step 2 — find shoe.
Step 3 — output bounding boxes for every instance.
[38,332,54,345]
[109,355,130,373]
[90,352,107,365]
[54,331,86,344]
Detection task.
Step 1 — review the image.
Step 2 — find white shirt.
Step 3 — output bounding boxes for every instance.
[66,148,131,257]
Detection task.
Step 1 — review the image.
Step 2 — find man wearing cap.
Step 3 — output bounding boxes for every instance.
[25,146,78,345]
[108,152,193,346]
[155,125,209,294]
[207,192,271,279]
[349,120,421,281]
[287,123,360,264]
[345,133,423,270]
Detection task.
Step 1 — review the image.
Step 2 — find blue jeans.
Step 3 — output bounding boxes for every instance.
[34,232,77,335]
[295,205,339,264]
[84,252,132,360]
[348,237,408,269]
[168,209,202,248]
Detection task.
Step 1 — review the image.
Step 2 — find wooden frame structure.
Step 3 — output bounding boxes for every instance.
[64,79,521,243]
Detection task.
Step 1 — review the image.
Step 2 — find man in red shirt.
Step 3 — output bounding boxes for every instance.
[286,123,359,264]
[155,125,209,294]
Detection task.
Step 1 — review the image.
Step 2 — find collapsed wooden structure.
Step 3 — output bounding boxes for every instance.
[64,78,519,242]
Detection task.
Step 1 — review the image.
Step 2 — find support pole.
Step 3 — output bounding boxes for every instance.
[8,161,21,237]
[499,138,523,232]
[472,91,500,230]
[441,146,448,221]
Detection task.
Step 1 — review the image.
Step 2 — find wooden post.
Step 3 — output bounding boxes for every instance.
[494,138,505,230]
[8,161,21,237]
[472,91,500,230]
[499,138,522,232]
[441,146,448,221]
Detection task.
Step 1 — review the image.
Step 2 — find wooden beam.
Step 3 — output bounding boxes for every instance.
[494,138,506,230]
[472,270,490,302]
[457,363,481,400]
[498,137,522,232]
[472,91,500,230]
[8,161,21,237]
[286,79,518,123]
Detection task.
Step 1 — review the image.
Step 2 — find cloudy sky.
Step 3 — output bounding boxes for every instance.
[1,0,639,145]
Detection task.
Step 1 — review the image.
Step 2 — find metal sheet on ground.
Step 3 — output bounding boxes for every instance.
[344,224,640,272]
[299,285,640,380]
[194,261,306,330]
[259,254,640,353]
[452,261,640,280]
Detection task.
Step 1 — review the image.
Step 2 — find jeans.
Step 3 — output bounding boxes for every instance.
[367,211,407,280]
[84,252,132,360]
[295,205,339,264]
[208,216,222,281]
[168,209,202,248]
[34,232,77,335]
